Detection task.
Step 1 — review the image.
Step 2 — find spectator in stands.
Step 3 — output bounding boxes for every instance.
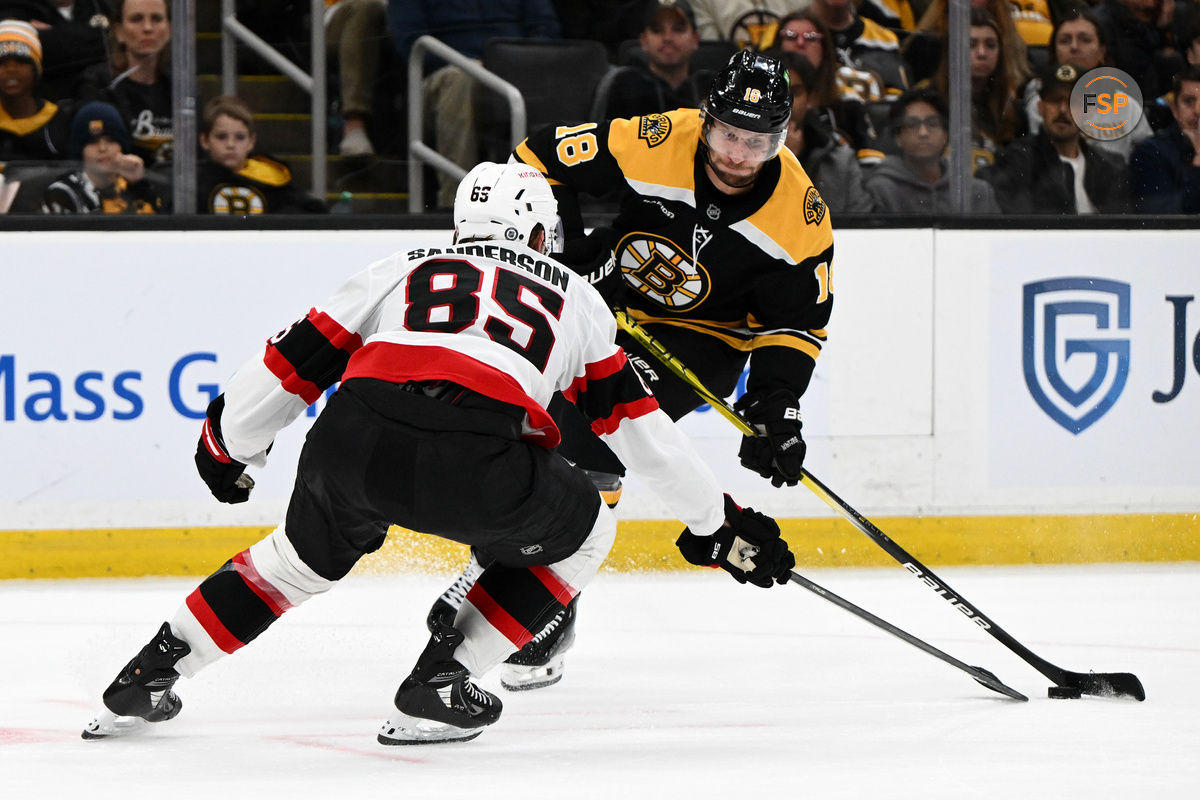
[1007,0,1054,47]
[76,0,172,168]
[687,0,796,49]
[982,62,1131,213]
[1093,0,1186,101]
[907,0,1033,88]
[0,19,70,160]
[388,0,560,209]
[0,1,112,102]
[196,95,328,215]
[604,0,710,119]
[810,0,910,99]
[1131,63,1200,212]
[325,0,387,157]
[1022,7,1154,161]
[40,99,163,213]
[920,7,1026,171]
[784,54,875,213]
[774,10,885,162]
[864,86,1001,212]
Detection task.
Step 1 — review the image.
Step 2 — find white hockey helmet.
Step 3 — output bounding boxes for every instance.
[453,161,563,255]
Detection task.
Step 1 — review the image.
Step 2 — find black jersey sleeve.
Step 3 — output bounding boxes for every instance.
[744,242,835,398]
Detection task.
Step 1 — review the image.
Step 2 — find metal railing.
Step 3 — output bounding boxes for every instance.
[219,0,327,199]
[407,35,526,213]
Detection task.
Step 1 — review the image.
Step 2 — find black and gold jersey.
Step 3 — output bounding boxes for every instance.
[513,108,834,396]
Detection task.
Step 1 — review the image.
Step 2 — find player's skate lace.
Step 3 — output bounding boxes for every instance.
[440,552,484,609]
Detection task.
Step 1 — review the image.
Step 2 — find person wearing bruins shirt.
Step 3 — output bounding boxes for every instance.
[0,19,70,161]
[196,95,327,215]
[421,50,834,695]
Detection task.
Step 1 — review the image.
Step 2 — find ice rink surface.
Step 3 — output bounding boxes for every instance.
[2,563,1197,800]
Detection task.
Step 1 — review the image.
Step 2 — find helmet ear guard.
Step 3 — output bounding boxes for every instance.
[453,162,563,255]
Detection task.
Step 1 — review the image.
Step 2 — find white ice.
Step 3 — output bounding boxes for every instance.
[2,564,1197,799]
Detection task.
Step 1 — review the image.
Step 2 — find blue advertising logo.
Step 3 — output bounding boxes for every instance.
[1022,278,1131,434]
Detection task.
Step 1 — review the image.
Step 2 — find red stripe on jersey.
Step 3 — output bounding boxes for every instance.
[341,342,562,448]
[589,394,659,436]
[184,589,244,654]
[263,345,323,405]
[201,418,230,463]
[308,309,364,353]
[529,565,578,604]
[232,550,292,617]
[561,349,628,403]
[465,584,534,649]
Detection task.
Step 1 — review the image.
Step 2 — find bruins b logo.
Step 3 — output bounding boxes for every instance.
[638,114,671,148]
[803,186,826,226]
[616,232,710,310]
[210,184,266,215]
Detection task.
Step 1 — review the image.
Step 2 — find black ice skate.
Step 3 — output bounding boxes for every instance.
[81,622,190,740]
[425,550,485,634]
[501,595,577,692]
[379,619,502,745]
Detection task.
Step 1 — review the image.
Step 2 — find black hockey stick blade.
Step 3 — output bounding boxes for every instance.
[1053,671,1146,701]
[787,572,1027,702]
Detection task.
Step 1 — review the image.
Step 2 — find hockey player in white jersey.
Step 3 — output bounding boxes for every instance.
[81,162,796,746]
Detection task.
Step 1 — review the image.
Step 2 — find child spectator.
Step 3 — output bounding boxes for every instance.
[76,0,172,167]
[41,99,163,213]
[0,18,70,161]
[982,62,1131,213]
[864,86,1001,212]
[1131,63,1200,212]
[0,1,113,102]
[197,95,327,215]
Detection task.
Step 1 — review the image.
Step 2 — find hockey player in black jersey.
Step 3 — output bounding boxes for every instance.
[81,162,796,746]
[429,49,835,692]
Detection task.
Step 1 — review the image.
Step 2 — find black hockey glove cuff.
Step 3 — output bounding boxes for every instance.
[560,226,623,307]
[194,394,254,504]
[676,495,794,588]
[734,390,806,488]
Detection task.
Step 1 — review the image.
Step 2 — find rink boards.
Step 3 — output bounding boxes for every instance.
[2,228,1198,577]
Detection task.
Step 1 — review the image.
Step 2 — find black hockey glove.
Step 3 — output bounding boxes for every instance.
[560,226,623,307]
[676,495,794,588]
[194,394,254,504]
[734,389,806,488]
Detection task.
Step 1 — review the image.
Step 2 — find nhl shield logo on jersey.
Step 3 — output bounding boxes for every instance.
[803,186,826,226]
[638,114,672,148]
[617,232,710,310]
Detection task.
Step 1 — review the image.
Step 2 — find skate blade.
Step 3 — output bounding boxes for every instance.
[377,713,485,746]
[81,709,150,740]
[500,657,564,692]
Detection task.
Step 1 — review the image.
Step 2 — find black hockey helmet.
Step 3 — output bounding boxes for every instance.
[702,49,792,135]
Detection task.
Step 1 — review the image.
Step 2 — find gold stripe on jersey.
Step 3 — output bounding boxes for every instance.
[625,308,824,361]
[738,148,834,265]
[856,17,901,51]
[513,139,561,186]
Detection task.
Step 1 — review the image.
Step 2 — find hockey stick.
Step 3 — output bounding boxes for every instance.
[786,571,1026,701]
[616,310,1146,701]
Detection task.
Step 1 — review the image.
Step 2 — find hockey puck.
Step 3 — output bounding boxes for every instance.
[1048,686,1083,699]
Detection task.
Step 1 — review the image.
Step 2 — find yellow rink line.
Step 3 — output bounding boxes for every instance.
[2,513,1196,580]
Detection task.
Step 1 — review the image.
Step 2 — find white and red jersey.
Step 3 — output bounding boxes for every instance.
[220,240,727,536]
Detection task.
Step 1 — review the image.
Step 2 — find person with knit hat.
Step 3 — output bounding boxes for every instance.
[0,18,71,161]
[40,99,163,213]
